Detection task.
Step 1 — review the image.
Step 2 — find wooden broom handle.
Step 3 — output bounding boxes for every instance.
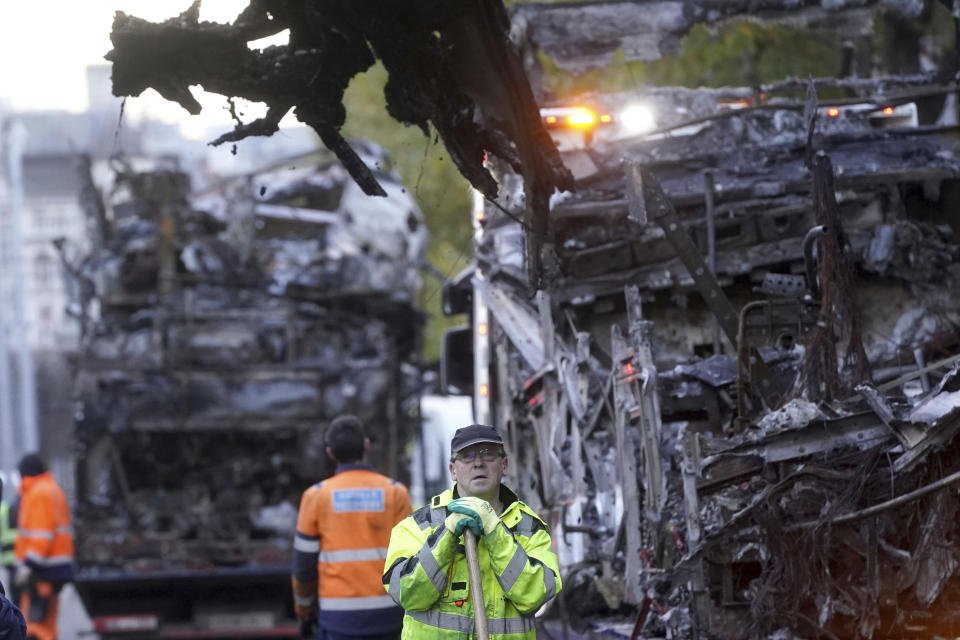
[463,529,489,640]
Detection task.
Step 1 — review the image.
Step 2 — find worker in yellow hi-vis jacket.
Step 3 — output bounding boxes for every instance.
[383,424,561,640]
[1,476,19,598]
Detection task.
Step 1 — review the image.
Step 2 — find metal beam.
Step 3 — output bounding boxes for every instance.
[611,321,643,605]
[626,164,740,346]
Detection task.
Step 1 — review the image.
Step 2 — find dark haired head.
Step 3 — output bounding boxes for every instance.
[325,415,366,464]
[18,453,47,478]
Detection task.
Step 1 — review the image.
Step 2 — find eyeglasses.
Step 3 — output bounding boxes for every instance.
[455,447,504,463]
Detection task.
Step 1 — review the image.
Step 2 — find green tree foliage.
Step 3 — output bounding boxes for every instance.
[539,22,843,97]
[528,2,957,97]
[340,63,473,364]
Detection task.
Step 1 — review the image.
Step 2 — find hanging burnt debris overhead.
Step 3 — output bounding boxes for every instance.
[65,144,426,630]
[446,73,960,638]
[106,0,573,285]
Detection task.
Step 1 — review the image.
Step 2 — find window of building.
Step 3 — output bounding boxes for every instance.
[34,254,55,285]
[38,306,55,335]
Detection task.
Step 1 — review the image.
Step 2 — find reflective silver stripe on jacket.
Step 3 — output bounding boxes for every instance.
[387,529,449,603]
[408,609,535,635]
[17,528,54,540]
[512,512,538,537]
[319,547,388,563]
[294,594,315,607]
[320,594,397,610]
[417,539,446,594]
[542,562,557,600]
[387,558,406,603]
[495,543,529,593]
[417,507,447,531]
[294,536,319,553]
[24,551,73,566]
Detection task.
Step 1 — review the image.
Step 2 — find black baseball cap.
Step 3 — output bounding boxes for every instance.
[451,424,503,455]
[18,453,47,478]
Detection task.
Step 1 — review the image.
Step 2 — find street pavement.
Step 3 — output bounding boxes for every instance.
[2,568,95,640]
[59,583,96,639]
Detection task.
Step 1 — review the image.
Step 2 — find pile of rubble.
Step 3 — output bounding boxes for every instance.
[65,146,426,570]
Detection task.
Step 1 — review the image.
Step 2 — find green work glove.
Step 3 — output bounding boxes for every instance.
[445,511,482,538]
[448,497,501,536]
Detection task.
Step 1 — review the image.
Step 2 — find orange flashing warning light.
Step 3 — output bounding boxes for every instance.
[479,384,489,397]
[827,108,840,118]
[882,106,894,115]
[622,362,635,377]
[545,115,558,124]
[567,108,596,127]
[478,323,488,336]
[599,114,612,123]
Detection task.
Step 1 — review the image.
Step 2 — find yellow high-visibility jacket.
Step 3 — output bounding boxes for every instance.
[383,485,560,639]
[0,500,16,568]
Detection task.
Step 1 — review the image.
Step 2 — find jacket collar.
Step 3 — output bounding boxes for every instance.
[20,471,53,494]
[436,484,520,515]
[334,463,375,475]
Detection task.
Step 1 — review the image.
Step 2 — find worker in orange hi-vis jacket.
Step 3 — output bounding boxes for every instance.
[292,415,412,640]
[13,453,75,640]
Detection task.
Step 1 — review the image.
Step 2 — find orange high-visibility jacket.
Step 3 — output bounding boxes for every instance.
[14,472,75,584]
[292,464,410,636]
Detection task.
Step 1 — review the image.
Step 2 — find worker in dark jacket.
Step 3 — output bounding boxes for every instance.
[13,454,75,640]
[0,580,26,640]
[292,415,411,640]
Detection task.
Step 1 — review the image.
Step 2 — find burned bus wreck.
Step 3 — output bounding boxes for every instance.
[443,80,960,639]
[63,147,426,635]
